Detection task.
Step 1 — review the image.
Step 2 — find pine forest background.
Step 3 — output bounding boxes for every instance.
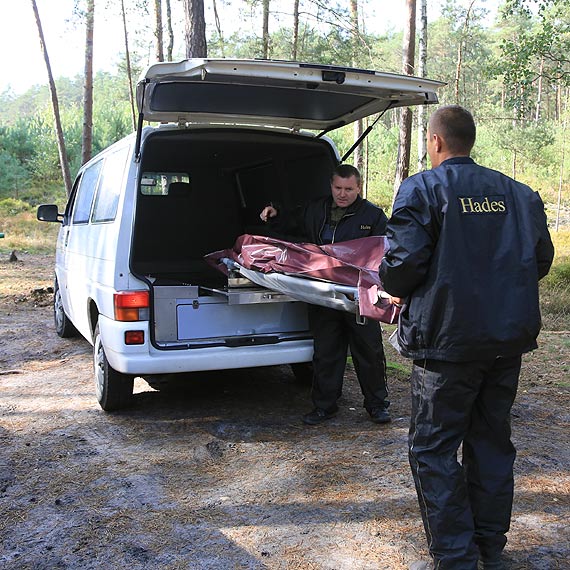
[1,0,570,253]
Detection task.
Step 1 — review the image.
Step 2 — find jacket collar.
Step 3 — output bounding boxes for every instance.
[326,194,363,213]
[440,156,475,166]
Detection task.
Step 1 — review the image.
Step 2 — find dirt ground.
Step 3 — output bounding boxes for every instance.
[0,253,568,570]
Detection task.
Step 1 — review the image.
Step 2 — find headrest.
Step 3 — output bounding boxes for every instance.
[168,181,191,197]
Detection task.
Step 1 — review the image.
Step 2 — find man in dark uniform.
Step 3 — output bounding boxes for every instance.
[260,163,391,426]
[379,106,554,570]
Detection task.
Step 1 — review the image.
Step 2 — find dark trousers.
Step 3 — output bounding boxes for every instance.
[307,305,389,412]
[408,356,521,569]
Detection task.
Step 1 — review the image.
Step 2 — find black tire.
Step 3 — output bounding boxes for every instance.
[93,324,134,411]
[291,362,314,385]
[53,279,78,338]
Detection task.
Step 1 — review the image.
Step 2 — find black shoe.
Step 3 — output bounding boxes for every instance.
[302,407,337,425]
[369,406,391,424]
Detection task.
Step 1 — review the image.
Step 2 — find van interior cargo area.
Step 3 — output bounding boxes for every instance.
[132,128,336,287]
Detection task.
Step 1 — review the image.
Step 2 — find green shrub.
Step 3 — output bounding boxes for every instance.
[0,197,30,216]
[543,260,570,288]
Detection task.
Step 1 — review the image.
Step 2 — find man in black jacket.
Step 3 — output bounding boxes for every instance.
[379,106,554,570]
[260,164,391,426]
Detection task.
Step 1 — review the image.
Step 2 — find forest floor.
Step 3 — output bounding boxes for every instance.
[0,253,569,570]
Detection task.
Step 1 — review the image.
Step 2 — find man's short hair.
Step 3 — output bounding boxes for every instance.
[429,105,476,154]
[332,163,361,186]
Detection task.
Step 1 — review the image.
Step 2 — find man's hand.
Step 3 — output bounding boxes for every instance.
[377,291,404,308]
[260,205,278,222]
[389,296,404,308]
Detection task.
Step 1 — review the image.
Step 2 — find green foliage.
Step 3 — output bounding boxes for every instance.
[432,0,497,109]
[544,260,570,288]
[491,121,554,160]
[0,197,30,217]
[0,71,133,201]
[0,150,29,197]
[497,0,570,116]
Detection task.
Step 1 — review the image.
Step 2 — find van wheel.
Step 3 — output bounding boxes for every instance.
[291,362,314,385]
[93,324,134,411]
[54,279,77,338]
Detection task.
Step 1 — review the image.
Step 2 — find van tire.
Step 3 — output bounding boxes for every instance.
[93,324,134,411]
[291,362,314,385]
[54,279,78,338]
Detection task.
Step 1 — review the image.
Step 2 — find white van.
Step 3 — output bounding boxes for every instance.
[37,59,442,411]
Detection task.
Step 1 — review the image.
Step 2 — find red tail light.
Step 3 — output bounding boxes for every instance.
[114,291,149,321]
[125,330,145,345]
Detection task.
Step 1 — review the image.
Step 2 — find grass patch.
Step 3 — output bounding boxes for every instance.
[540,230,570,331]
[387,359,412,383]
[387,360,411,375]
[0,201,59,254]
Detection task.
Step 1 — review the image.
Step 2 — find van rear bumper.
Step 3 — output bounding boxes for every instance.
[98,315,314,375]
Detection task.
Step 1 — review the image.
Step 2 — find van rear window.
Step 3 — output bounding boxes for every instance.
[140,173,190,195]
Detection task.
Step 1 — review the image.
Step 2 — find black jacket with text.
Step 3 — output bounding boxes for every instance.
[379,157,554,362]
[273,195,388,245]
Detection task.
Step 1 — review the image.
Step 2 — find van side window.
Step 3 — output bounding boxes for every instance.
[92,146,130,223]
[72,160,103,224]
[140,172,190,195]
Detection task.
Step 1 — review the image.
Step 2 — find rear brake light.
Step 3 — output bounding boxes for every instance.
[125,330,145,345]
[114,291,149,321]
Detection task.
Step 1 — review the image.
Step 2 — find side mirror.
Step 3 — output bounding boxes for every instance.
[37,204,62,223]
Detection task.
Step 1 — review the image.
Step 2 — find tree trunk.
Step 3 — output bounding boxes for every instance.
[393,0,416,200]
[120,0,136,130]
[417,0,428,172]
[82,0,95,166]
[292,0,299,60]
[262,0,270,59]
[401,0,416,76]
[349,0,364,174]
[213,0,225,57]
[184,0,207,58]
[557,80,562,122]
[31,0,72,196]
[455,0,475,104]
[165,0,174,61]
[556,106,567,231]
[535,56,544,122]
[512,149,517,180]
[154,0,164,62]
